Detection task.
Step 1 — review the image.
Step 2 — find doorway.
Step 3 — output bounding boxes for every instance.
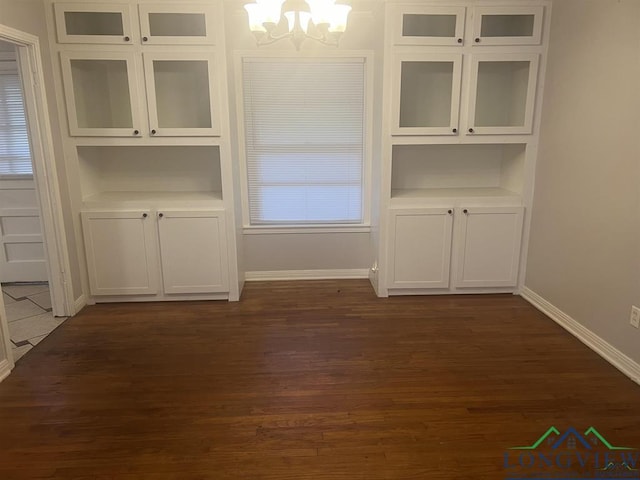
[0,24,74,375]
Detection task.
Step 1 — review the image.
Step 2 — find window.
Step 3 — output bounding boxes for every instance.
[0,58,32,175]
[241,58,366,225]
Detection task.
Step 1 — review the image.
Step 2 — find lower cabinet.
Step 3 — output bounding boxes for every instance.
[387,205,524,291]
[81,209,228,297]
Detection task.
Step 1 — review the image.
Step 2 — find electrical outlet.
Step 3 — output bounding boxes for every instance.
[630,306,640,329]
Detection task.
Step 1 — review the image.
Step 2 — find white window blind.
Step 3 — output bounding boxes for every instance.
[0,63,32,176]
[242,58,365,225]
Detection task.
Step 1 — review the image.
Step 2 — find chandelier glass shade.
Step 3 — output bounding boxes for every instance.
[244,0,352,49]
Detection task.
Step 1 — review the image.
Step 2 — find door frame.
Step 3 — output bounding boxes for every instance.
[0,24,75,375]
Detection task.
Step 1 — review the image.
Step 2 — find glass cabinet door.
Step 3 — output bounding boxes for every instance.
[60,52,143,137]
[393,6,466,46]
[138,4,216,45]
[467,54,539,135]
[143,52,219,136]
[472,6,544,46]
[392,54,462,136]
[54,3,134,44]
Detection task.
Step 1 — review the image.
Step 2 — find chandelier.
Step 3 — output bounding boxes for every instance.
[244,0,352,49]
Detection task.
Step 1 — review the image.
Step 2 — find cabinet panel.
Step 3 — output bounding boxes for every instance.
[454,206,524,288]
[157,211,228,294]
[143,52,219,136]
[388,208,453,288]
[392,53,462,135]
[467,54,539,135]
[393,6,466,46]
[138,4,216,45]
[54,3,134,44]
[60,51,143,137]
[81,211,158,295]
[472,6,544,46]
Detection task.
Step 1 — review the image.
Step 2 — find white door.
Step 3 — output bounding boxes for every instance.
[392,5,466,46]
[471,6,544,46]
[0,178,47,282]
[454,206,524,288]
[81,210,159,295]
[142,51,219,137]
[388,208,454,289]
[157,210,228,294]
[138,4,216,45]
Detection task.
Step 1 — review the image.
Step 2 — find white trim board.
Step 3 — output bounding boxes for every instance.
[245,269,370,281]
[0,359,12,383]
[521,287,640,386]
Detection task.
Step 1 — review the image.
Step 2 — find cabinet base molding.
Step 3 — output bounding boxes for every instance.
[387,287,517,296]
[89,292,230,304]
[245,269,370,281]
[0,359,12,383]
[521,287,640,386]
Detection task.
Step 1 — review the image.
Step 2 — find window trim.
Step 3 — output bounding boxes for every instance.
[234,50,374,231]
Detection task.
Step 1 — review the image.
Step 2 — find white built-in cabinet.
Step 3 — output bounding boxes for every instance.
[82,209,228,297]
[48,0,240,303]
[380,1,549,297]
[56,3,219,137]
[388,206,524,291]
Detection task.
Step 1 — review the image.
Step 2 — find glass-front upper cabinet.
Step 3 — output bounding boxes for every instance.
[472,6,544,46]
[60,51,143,137]
[393,6,466,46]
[143,52,219,136]
[392,54,463,135]
[138,4,216,45]
[54,3,134,44]
[467,54,539,135]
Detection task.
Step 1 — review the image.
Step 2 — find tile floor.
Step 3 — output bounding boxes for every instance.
[2,283,67,363]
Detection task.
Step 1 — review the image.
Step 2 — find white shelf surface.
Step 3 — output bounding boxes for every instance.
[82,191,224,210]
[390,187,521,207]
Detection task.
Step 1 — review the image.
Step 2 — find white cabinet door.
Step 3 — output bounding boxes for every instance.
[60,51,143,137]
[466,53,539,135]
[157,210,228,294]
[392,53,463,136]
[81,211,159,296]
[454,206,524,288]
[471,6,544,46]
[392,6,466,46]
[142,52,219,137]
[388,208,454,289]
[54,3,135,44]
[138,4,216,45]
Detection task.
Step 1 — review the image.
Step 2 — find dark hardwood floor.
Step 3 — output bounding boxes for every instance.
[1,280,639,479]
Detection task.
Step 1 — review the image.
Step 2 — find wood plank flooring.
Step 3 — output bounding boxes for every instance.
[0,280,639,479]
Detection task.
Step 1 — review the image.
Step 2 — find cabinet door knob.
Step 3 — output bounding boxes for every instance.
[133,129,139,136]
[124,36,130,42]
[143,36,149,42]
[452,128,457,133]
[142,213,148,218]
[151,129,157,135]
[463,209,469,215]
[475,37,480,43]
[158,213,164,218]
[468,128,474,133]
[457,38,463,44]
[447,209,453,215]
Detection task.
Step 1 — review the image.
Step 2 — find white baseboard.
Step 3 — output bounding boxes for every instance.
[245,269,369,281]
[0,358,12,383]
[521,286,640,386]
[73,294,86,316]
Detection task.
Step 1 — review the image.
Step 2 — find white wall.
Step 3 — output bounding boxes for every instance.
[224,1,381,274]
[526,0,640,364]
[0,0,82,300]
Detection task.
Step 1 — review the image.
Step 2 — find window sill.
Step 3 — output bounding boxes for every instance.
[0,174,34,180]
[243,225,371,235]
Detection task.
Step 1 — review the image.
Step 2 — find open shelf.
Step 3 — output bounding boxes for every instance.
[390,143,526,206]
[77,145,223,209]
